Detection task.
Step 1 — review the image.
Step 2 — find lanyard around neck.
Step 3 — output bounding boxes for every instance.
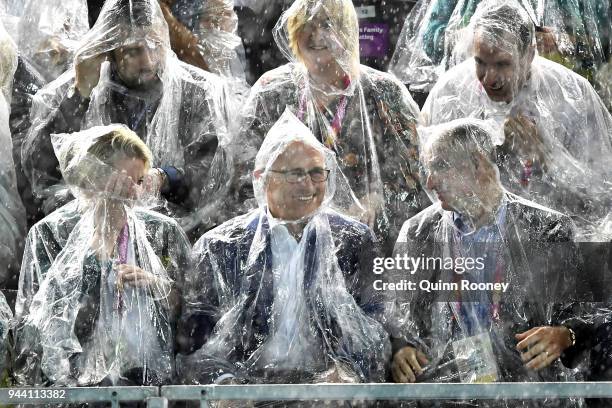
[297,75,352,147]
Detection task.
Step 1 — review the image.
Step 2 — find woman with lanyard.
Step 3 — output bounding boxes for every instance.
[13,125,190,387]
[233,0,427,254]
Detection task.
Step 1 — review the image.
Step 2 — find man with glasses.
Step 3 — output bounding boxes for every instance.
[177,110,390,390]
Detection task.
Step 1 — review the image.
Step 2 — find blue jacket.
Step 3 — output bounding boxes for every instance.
[177,209,390,384]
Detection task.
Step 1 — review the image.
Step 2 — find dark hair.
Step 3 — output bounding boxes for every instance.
[113,0,154,27]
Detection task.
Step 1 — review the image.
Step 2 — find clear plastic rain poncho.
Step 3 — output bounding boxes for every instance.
[0,0,23,42]
[21,0,231,235]
[170,0,247,81]
[177,110,390,387]
[420,0,612,240]
[0,292,12,375]
[387,119,591,407]
[0,19,26,287]
[596,55,612,113]
[13,125,191,386]
[16,0,89,83]
[233,0,426,254]
[389,0,612,92]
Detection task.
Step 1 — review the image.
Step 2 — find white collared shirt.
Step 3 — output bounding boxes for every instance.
[259,212,321,370]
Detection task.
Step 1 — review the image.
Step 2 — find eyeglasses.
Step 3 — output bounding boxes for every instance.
[268,168,330,183]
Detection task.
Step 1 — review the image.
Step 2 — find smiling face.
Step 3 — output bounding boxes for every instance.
[295,10,341,76]
[473,31,532,103]
[265,142,327,221]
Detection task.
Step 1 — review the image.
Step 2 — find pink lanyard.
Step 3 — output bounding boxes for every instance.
[451,229,505,325]
[117,223,129,264]
[521,159,533,187]
[114,223,129,313]
[297,75,351,147]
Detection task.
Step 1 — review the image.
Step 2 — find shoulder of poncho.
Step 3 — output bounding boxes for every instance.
[359,65,409,100]
[359,65,403,88]
[504,192,571,227]
[133,207,182,230]
[398,203,443,241]
[324,208,372,236]
[429,59,475,96]
[533,56,581,80]
[531,56,592,95]
[254,63,301,90]
[31,201,81,234]
[34,70,76,102]
[171,59,226,87]
[195,210,260,247]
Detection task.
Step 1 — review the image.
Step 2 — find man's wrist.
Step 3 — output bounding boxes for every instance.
[155,167,169,191]
[215,373,237,385]
[566,326,576,348]
[559,326,576,350]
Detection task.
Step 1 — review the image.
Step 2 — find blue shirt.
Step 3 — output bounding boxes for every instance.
[450,199,507,336]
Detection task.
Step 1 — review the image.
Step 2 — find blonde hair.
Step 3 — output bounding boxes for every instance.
[286,0,359,65]
[88,127,153,169]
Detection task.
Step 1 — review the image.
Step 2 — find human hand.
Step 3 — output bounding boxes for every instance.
[142,168,165,196]
[75,52,109,98]
[116,264,159,289]
[315,364,360,383]
[503,113,547,167]
[392,346,429,383]
[89,171,141,259]
[516,326,573,370]
[100,170,142,201]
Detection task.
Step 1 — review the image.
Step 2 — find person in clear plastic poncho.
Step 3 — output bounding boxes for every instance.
[0,0,23,42]
[388,120,590,407]
[419,0,612,240]
[177,110,390,390]
[0,293,12,378]
[10,54,46,231]
[13,125,190,386]
[0,23,15,356]
[389,0,611,93]
[233,0,426,254]
[0,19,26,288]
[16,0,89,83]
[159,0,247,81]
[21,0,231,236]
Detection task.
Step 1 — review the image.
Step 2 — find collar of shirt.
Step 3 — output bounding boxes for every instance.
[265,208,301,277]
[261,210,322,368]
[452,196,508,243]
